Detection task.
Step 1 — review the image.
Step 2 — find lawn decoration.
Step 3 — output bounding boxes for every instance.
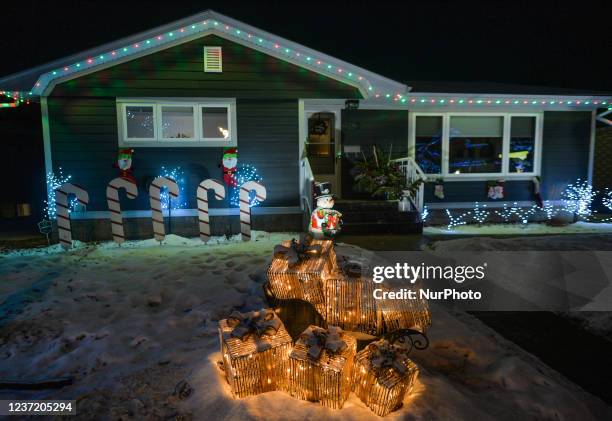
[218,309,292,398]
[37,219,52,246]
[106,177,138,244]
[197,179,225,242]
[288,325,356,409]
[55,183,89,249]
[309,184,342,239]
[323,258,384,336]
[221,147,238,187]
[114,148,135,183]
[353,333,425,416]
[149,176,178,242]
[239,180,266,241]
[267,234,336,304]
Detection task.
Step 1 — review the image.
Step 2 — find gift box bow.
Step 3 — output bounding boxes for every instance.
[226,309,281,352]
[300,325,348,360]
[368,340,411,376]
[273,233,322,267]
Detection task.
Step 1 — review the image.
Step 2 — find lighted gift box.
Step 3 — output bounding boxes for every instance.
[323,272,384,336]
[218,308,293,398]
[267,234,337,305]
[288,325,356,409]
[353,339,420,417]
[379,285,431,334]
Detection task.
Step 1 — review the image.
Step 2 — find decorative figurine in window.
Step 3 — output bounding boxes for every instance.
[309,182,342,239]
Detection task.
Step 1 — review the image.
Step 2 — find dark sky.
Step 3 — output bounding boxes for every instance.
[2,0,611,91]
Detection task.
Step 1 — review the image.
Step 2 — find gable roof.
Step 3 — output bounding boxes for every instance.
[0,10,407,101]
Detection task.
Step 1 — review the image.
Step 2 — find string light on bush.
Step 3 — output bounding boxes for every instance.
[230,164,263,207]
[445,209,471,230]
[602,190,612,222]
[472,202,489,225]
[44,168,75,219]
[495,203,513,223]
[562,179,597,218]
[543,201,557,221]
[421,206,429,223]
[158,166,187,210]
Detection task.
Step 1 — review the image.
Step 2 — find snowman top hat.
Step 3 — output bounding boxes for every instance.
[314,181,335,199]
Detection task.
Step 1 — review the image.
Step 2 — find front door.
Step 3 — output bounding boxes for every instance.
[306,111,341,197]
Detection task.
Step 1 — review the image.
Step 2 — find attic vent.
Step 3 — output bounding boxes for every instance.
[204,46,222,73]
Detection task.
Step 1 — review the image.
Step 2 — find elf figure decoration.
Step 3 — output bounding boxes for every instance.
[309,182,342,239]
[221,147,238,187]
[434,179,445,200]
[487,180,505,200]
[114,148,135,183]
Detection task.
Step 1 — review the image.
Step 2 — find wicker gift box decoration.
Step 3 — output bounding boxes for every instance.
[288,325,356,409]
[267,234,336,305]
[323,259,384,336]
[219,308,292,398]
[353,339,419,417]
[379,283,432,334]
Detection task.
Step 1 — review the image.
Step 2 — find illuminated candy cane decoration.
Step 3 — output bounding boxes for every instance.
[55,183,89,250]
[106,177,138,244]
[239,181,266,241]
[197,179,225,242]
[149,176,179,242]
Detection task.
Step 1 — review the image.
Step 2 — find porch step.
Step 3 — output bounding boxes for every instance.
[334,200,423,235]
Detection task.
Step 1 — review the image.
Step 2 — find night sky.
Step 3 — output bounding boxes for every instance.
[1,0,611,91]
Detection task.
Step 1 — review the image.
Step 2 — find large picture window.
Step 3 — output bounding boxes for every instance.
[410,113,541,179]
[118,99,236,147]
[449,116,503,174]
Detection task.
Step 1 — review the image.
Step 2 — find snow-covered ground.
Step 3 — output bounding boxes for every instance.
[1,233,611,420]
[425,221,612,236]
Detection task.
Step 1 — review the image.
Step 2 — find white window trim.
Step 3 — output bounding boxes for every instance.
[117,98,237,147]
[409,111,543,181]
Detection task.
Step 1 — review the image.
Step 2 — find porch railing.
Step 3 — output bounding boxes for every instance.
[300,157,315,214]
[391,156,428,213]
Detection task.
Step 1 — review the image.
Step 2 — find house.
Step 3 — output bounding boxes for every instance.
[1,10,610,238]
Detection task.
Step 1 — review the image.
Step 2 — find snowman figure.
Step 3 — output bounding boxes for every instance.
[309,182,342,239]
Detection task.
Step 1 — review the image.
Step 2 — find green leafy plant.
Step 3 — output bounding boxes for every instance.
[352,146,419,200]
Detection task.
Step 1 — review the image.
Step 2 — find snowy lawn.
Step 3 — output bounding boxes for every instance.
[425,221,612,236]
[0,233,610,420]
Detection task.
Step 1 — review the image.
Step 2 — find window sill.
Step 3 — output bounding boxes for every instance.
[118,139,237,148]
[424,174,538,182]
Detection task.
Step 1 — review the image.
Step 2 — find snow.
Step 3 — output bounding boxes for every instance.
[1,234,610,419]
[425,221,612,236]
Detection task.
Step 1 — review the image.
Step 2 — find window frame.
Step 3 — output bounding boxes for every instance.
[117,98,237,147]
[409,112,543,181]
[158,103,197,141]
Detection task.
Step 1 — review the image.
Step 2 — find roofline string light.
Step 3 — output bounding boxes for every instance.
[0,17,610,107]
[23,19,377,97]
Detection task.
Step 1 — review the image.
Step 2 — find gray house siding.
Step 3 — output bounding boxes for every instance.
[48,97,298,211]
[540,111,591,200]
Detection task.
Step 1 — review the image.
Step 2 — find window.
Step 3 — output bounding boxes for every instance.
[161,105,195,139]
[449,116,503,174]
[201,107,230,140]
[415,116,443,174]
[125,105,155,139]
[118,99,236,147]
[509,116,536,173]
[410,113,541,179]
